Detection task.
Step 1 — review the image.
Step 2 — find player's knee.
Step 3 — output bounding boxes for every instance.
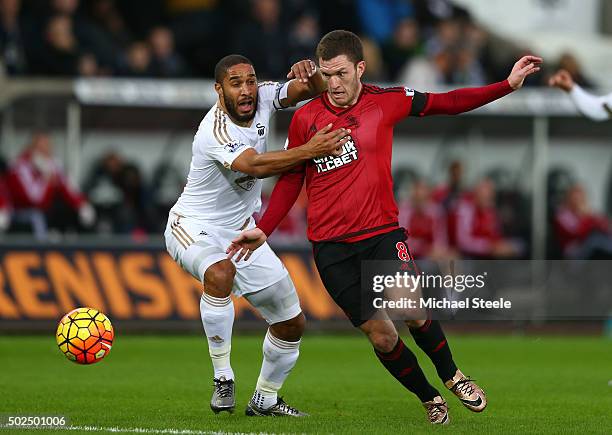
[270,312,305,342]
[204,260,235,297]
[368,330,398,353]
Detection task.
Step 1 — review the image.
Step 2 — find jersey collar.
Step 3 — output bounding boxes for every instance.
[322,84,365,116]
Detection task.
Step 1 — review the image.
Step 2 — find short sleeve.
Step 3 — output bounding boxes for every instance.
[258,81,291,112]
[200,118,253,169]
[376,86,428,124]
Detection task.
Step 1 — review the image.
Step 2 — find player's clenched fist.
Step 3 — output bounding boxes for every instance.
[507,55,543,90]
[303,123,351,158]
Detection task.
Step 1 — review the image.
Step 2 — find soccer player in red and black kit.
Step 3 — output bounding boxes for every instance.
[228,30,542,425]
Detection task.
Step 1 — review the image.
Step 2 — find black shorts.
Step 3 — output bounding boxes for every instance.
[313,228,415,327]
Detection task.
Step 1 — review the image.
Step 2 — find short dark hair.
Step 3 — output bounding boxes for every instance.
[214,54,254,83]
[315,30,364,64]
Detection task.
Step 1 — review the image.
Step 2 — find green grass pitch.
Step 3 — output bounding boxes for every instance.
[1,334,610,434]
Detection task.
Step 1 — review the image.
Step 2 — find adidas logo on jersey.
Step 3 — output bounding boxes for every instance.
[313,137,358,173]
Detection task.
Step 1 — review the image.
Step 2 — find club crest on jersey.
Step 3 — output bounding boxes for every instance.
[235,175,257,191]
[224,141,246,153]
[313,137,358,174]
[256,123,266,136]
[404,87,415,97]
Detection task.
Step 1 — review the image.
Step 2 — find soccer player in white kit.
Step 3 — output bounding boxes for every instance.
[164,54,350,417]
[550,69,612,121]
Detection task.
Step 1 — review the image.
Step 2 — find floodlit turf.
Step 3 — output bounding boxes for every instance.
[0,333,610,434]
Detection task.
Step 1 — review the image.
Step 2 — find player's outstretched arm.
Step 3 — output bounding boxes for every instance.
[417,55,543,117]
[281,60,327,107]
[550,69,612,121]
[231,124,350,178]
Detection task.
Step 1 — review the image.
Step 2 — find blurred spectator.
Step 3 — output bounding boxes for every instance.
[120,41,153,76]
[382,18,423,81]
[452,43,485,86]
[0,0,28,74]
[433,160,467,209]
[398,179,453,260]
[87,0,132,51]
[49,0,117,72]
[84,151,152,235]
[361,36,384,81]
[148,26,188,77]
[150,160,185,232]
[83,151,125,233]
[37,15,83,76]
[400,48,453,90]
[5,132,95,238]
[234,0,288,80]
[288,13,319,64]
[413,0,471,34]
[554,184,612,259]
[454,178,523,258]
[356,0,413,44]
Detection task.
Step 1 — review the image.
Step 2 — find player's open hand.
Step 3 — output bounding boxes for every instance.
[226,227,267,262]
[507,55,543,90]
[548,69,575,93]
[305,123,351,158]
[288,59,317,83]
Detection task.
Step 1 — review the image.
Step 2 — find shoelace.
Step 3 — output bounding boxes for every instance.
[451,377,476,396]
[426,403,447,421]
[275,397,299,415]
[213,378,233,399]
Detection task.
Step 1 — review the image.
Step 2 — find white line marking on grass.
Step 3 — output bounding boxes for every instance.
[0,426,275,435]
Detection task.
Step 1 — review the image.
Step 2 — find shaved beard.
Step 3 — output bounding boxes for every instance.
[223,92,257,123]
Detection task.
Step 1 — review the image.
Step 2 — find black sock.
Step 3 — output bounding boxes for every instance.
[374,338,439,402]
[409,319,458,383]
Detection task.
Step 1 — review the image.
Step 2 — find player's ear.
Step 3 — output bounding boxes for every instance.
[214,82,223,98]
[356,61,366,80]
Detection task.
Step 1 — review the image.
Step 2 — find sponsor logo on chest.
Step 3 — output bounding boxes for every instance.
[313,137,359,173]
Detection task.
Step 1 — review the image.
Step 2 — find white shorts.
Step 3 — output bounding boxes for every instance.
[164,213,289,297]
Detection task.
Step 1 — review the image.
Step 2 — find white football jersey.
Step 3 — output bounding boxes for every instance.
[170,81,289,228]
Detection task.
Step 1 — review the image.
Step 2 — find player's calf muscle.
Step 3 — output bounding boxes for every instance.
[361,320,399,353]
[204,260,236,298]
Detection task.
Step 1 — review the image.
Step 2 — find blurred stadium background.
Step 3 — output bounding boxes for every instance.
[0,0,611,333]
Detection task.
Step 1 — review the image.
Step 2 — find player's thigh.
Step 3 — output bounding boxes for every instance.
[243,274,303,326]
[232,241,289,296]
[164,215,228,284]
[369,229,426,321]
[314,243,379,327]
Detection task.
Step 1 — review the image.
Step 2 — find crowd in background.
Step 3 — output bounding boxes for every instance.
[0,0,597,88]
[0,134,610,260]
[0,0,609,259]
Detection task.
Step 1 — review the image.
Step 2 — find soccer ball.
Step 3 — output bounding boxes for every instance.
[56,307,114,364]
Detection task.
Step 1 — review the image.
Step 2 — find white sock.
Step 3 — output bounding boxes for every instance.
[252,330,301,409]
[200,293,234,380]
